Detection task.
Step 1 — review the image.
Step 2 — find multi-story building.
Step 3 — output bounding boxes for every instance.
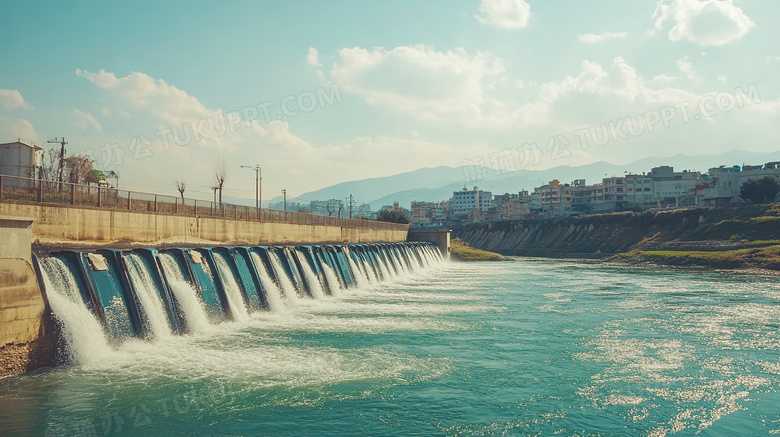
[648,166,701,207]
[602,177,627,203]
[530,192,542,212]
[450,186,494,216]
[697,163,780,205]
[411,201,449,227]
[534,180,576,217]
[570,179,591,214]
[270,201,302,211]
[501,197,531,220]
[625,174,653,206]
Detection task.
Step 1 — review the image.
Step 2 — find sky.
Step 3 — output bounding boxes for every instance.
[1,0,779,205]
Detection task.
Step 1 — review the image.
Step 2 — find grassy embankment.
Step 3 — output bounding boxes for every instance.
[614,203,780,271]
[450,238,506,261]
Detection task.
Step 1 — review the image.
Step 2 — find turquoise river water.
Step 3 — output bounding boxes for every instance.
[2,258,780,436]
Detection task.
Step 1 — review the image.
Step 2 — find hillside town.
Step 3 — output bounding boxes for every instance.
[410,161,780,228]
[4,139,778,228]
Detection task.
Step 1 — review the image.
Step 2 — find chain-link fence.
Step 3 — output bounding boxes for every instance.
[0,174,408,231]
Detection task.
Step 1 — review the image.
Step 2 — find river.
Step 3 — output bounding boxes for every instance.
[1,258,779,436]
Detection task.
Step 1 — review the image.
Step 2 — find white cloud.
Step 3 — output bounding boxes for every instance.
[0,117,38,142]
[333,45,572,129]
[325,45,710,130]
[76,69,214,128]
[307,47,321,66]
[475,0,531,29]
[717,74,728,82]
[544,57,698,106]
[676,56,697,79]
[578,32,628,44]
[767,56,780,65]
[651,0,754,46]
[330,45,519,126]
[0,89,31,110]
[74,67,492,196]
[70,108,103,131]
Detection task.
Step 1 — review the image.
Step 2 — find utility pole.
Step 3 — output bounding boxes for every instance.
[347,194,354,218]
[282,189,287,211]
[47,137,68,187]
[241,164,261,219]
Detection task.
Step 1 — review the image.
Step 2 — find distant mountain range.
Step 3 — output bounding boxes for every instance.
[263,150,780,209]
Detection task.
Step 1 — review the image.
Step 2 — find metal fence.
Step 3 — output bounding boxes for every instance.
[0,174,409,231]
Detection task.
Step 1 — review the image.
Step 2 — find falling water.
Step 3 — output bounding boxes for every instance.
[346,253,370,289]
[212,253,249,321]
[390,248,410,276]
[350,251,371,283]
[375,252,393,280]
[124,254,172,339]
[296,251,326,299]
[417,248,431,269]
[361,257,380,284]
[424,246,441,264]
[158,254,211,333]
[268,251,300,306]
[383,249,400,276]
[249,252,284,311]
[321,264,343,296]
[37,257,112,364]
[398,247,417,272]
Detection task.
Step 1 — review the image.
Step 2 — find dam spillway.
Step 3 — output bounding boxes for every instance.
[33,242,443,364]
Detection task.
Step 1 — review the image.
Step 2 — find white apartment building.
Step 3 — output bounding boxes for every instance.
[625,175,653,205]
[450,186,495,216]
[698,163,780,205]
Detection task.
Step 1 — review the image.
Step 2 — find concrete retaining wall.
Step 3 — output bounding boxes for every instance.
[0,216,54,376]
[0,202,408,248]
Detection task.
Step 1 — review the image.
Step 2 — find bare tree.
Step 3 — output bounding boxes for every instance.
[326,199,343,217]
[175,180,186,200]
[214,158,228,203]
[39,147,62,182]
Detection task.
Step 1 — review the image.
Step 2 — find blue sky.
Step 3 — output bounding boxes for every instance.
[1,0,778,203]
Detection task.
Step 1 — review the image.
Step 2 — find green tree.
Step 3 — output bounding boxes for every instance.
[298,206,310,213]
[354,213,369,220]
[376,209,411,224]
[740,177,780,204]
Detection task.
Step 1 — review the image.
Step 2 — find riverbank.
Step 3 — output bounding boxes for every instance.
[450,238,506,261]
[613,245,780,271]
[454,203,780,271]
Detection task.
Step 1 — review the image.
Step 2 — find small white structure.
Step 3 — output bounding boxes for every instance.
[0,140,43,179]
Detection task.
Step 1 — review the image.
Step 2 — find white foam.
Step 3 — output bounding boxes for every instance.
[124,253,172,339]
[212,252,249,321]
[38,257,112,364]
[159,253,211,334]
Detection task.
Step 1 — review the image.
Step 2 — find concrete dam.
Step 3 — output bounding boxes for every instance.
[0,177,451,377]
[35,242,442,366]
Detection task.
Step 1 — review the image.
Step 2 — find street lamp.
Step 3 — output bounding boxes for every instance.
[241,164,261,219]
